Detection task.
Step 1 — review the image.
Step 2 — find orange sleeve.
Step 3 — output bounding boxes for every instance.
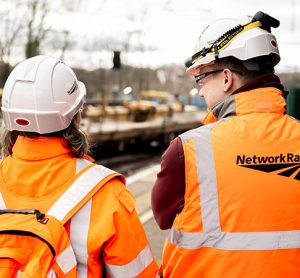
[88,178,158,277]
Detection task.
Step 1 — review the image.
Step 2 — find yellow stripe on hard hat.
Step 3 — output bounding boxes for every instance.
[192,21,262,65]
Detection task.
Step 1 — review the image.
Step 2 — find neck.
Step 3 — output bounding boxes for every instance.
[232,72,287,97]
[228,75,246,95]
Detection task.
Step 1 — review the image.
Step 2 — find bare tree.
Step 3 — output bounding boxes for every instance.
[25,0,86,59]
[25,0,50,58]
[0,0,84,74]
[0,0,24,81]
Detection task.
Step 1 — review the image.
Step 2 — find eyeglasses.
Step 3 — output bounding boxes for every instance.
[195,69,224,86]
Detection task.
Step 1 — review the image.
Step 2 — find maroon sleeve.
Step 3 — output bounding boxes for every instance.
[151,137,185,230]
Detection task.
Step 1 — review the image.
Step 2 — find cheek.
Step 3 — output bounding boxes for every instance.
[202,91,215,108]
[203,89,226,108]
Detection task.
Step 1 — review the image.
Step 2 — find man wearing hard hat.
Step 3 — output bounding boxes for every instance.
[152,11,300,277]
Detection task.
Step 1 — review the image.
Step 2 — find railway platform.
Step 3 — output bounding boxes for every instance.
[126,164,169,264]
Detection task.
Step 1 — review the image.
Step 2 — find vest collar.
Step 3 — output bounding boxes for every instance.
[12,136,72,160]
[211,87,286,121]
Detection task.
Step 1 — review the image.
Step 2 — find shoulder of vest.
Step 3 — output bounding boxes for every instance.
[180,121,224,143]
[78,163,125,189]
[76,158,125,183]
[46,163,125,224]
[91,164,125,184]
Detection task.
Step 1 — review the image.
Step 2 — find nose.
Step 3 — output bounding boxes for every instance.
[198,88,204,97]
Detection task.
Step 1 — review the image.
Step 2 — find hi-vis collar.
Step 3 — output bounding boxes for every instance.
[191,21,262,65]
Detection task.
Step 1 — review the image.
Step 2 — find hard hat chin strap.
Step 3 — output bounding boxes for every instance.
[213,44,219,60]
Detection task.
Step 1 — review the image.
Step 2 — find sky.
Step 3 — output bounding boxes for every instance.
[5,0,300,73]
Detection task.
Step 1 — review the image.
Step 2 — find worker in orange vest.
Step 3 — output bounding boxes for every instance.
[0,55,158,277]
[152,11,300,277]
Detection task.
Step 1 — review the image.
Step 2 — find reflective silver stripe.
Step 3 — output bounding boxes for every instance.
[70,159,92,277]
[180,122,221,233]
[76,158,93,173]
[49,159,115,276]
[169,228,300,250]
[46,269,57,278]
[47,164,116,221]
[105,244,154,278]
[56,245,77,273]
[195,124,220,233]
[70,199,91,278]
[0,192,6,209]
[176,121,300,251]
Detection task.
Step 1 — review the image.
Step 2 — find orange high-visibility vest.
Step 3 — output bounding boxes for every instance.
[0,136,158,277]
[161,88,300,277]
[0,163,120,277]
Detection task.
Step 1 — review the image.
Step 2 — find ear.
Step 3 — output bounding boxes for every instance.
[223,68,234,92]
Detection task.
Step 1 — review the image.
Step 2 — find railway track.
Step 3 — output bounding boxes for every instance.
[94,145,164,176]
[96,153,161,176]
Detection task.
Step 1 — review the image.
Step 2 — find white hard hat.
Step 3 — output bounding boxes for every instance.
[1,55,86,134]
[186,11,280,75]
